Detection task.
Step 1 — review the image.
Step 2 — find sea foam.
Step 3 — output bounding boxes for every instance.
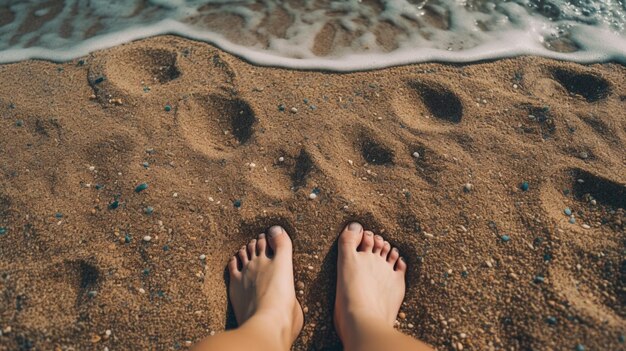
[1,0,625,71]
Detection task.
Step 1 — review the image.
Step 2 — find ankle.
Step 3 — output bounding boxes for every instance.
[337,309,393,347]
[245,309,298,348]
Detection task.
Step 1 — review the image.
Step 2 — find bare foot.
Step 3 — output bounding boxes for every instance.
[227,225,303,347]
[334,222,407,342]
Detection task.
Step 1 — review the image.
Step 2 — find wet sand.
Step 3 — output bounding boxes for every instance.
[0,35,624,350]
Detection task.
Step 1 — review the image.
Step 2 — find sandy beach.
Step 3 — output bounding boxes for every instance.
[0,35,624,350]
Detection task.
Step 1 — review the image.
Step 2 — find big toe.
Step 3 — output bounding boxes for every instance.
[339,222,364,253]
[267,225,292,257]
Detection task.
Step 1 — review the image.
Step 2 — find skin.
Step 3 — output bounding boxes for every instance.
[193,222,434,351]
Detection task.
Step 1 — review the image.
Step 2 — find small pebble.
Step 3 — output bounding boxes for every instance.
[233,199,242,208]
[575,344,585,351]
[124,234,131,243]
[398,312,406,319]
[278,104,285,111]
[546,316,557,325]
[407,323,414,329]
[135,183,149,193]
[199,254,206,260]
[569,217,576,224]
[94,76,105,84]
[296,281,305,290]
[581,224,590,229]
[15,120,23,127]
[87,290,97,298]
[564,207,572,216]
[142,162,149,168]
[579,151,589,159]
[278,156,285,162]
[308,193,317,200]
[520,181,529,191]
[463,183,473,192]
[590,199,597,205]
[164,104,172,112]
[108,200,119,210]
[0,227,7,235]
[139,288,145,294]
[144,206,154,215]
[412,151,420,158]
[500,235,510,242]
[534,275,545,284]
[290,107,298,114]
[143,235,152,242]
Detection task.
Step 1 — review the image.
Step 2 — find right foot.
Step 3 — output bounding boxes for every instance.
[334,222,407,341]
[227,225,304,347]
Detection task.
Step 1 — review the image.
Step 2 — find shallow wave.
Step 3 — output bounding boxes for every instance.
[1,0,625,70]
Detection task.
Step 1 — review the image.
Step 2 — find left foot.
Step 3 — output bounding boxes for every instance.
[227,225,304,346]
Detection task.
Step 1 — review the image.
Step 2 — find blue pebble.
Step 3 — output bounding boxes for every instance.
[163,245,170,251]
[534,275,545,284]
[164,104,172,112]
[501,235,511,242]
[619,334,624,343]
[144,206,154,215]
[124,234,131,243]
[143,269,150,275]
[0,227,6,235]
[569,217,576,224]
[461,271,469,278]
[94,76,105,84]
[543,253,552,261]
[564,207,572,216]
[546,316,557,325]
[95,184,103,190]
[303,98,309,104]
[15,119,23,127]
[278,104,285,111]
[108,200,119,210]
[233,199,242,208]
[520,181,529,191]
[142,162,149,168]
[312,187,321,195]
[135,183,149,193]
[77,60,85,66]
[309,105,317,110]
[575,344,585,351]
[55,212,63,218]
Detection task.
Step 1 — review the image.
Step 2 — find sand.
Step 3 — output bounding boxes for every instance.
[0,35,624,351]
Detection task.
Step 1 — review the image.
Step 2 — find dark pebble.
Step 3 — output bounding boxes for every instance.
[163,245,170,251]
[543,253,552,261]
[520,181,529,191]
[55,212,63,218]
[94,76,105,84]
[143,269,150,275]
[15,120,23,127]
[95,184,104,190]
[108,200,119,210]
[142,162,149,168]
[278,104,285,111]
[0,227,6,235]
[164,104,172,112]
[546,316,557,325]
[233,199,242,208]
[619,334,624,343]
[534,275,545,284]
[77,60,85,66]
[575,344,585,351]
[135,183,149,193]
[124,234,131,243]
[144,206,154,215]
[312,187,321,195]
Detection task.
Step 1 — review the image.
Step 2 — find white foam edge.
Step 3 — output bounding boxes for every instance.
[0,18,624,71]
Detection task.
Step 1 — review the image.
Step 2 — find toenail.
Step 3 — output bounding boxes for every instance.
[365,231,373,236]
[348,222,362,232]
[258,233,266,239]
[268,225,284,237]
[392,248,398,252]
[375,235,383,240]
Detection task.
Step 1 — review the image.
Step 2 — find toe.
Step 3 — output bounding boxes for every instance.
[387,247,400,264]
[267,225,293,257]
[395,257,407,272]
[372,235,385,254]
[228,256,241,279]
[247,239,257,258]
[358,230,375,252]
[338,222,364,253]
[238,246,249,265]
[256,233,267,256]
[381,241,391,257]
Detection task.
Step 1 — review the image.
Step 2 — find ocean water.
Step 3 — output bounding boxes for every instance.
[1,0,625,70]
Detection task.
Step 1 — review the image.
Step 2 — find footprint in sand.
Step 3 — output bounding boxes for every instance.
[391,79,464,132]
[176,94,256,159]
[551,67,612,103]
